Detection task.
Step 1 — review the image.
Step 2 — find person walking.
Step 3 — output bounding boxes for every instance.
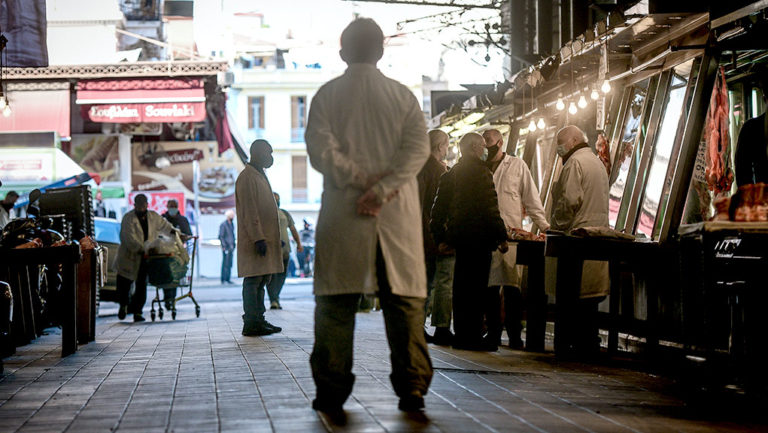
[161,199,193,307]
[431,132,508,351]
[482,129,550,349]
[418,130,454,345]
[218,210,236,284]
[267,192,303,309]
[235,140,283,337]
[115,194,175,322]
[550,125,610,356]
[305,18,433,421]
[297,219,315,277]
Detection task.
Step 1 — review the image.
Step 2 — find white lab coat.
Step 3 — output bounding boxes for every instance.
[489,155,550,287]
[550,146,610,298]
[116,210,175,281]
[305,64,430,297]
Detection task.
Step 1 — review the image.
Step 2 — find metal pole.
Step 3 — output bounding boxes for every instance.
[192,160,201,279]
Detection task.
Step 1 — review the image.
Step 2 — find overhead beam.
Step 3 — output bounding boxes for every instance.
[340,0,502,9]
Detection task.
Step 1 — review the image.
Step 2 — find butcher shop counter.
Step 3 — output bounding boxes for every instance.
[544,232,677,357]
[678,221,768,392]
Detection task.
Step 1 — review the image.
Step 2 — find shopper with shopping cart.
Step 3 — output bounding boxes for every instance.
[236,140,284,336]
[115,194,176,322]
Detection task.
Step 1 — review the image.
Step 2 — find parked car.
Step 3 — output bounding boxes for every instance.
[94,217,120,303]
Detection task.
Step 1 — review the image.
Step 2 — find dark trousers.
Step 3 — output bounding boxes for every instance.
[267,257,289,302]
[242,275,268,326]
[117,260,148,316]
[424,254,436,319]
[485,285,523,345]
[453,246,492,345]
[310,244,433,406]
[221,249,233,283]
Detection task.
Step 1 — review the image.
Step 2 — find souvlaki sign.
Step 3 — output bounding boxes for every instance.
[85,102,207,123]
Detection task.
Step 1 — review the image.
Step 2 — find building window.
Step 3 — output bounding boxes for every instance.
[291,95,306,142]
[248,96,265,131]
[292,155,308,203]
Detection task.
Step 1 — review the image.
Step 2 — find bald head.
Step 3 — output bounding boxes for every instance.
[482,129,504,162]
[556,125,588,157]
[459,133,486,160]
[340,18,384,65]
[428,129,449,160]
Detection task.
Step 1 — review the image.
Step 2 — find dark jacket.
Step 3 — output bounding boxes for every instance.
[735,113,768,186]
[417,155,447,257]
[218,219,235,252]
[430,156,507,250]
[162,212,192,236]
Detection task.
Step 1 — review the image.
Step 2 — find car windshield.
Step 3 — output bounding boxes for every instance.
[94,219,120,244]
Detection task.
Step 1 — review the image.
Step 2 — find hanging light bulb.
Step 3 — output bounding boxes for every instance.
[601,79,611,94]
[537,118,546,130]
[2,105,11,117]
[527,119,537,132]
[556,95,565,111]
[577,95,588,109]
[568,101,577,115]
[590,88,600,100]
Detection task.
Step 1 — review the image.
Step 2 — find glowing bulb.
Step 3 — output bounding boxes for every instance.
[556,97,565,111]
[537,118,546,130]
[578,95,588,109]
[0,98,6,110]
[568,102,577,115]
[2,105,10,117]
[590,88,600,100]
[527,119,537,132]
[601,79,611,93]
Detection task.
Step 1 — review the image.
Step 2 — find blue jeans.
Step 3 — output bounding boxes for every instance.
[430,255,455,328]
[221,249,233,283]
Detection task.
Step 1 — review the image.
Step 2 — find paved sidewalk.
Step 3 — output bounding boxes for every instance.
[1,293,766,432]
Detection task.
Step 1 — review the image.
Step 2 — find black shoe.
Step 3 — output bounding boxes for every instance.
[508,337,524,350]
[398,394,425,412]
[118,304,127,320]
[263,320,282,333]
[133,314,146,323]
[242,324,278,336]
[312,399,346,425]
[424,330,434,344]
[432,327,454,346]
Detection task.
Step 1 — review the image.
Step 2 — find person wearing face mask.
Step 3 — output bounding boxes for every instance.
[481,129,549,350]
[235,139,283,337]
[550,125,610,357]
[160,199,192,308]
[430,132,508,351]
[115,193,176,322]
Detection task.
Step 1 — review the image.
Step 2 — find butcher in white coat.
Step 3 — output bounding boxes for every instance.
[304,18,432,419]
[482,129,550,349]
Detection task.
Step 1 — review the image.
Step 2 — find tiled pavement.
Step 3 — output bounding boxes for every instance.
[1,284,766,433]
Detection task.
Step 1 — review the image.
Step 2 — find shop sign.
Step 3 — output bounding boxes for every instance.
[0,151,53,181]
[86,102,206,123]
[70,135,122,182]
[128,191,186,216]
[166,149,204,165]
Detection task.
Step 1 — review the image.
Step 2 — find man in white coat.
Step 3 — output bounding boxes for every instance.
[482,129,550,349]
[305,18,433,419]
[236,140,284,337]
[116,193,175,322]
[550,125,610,356]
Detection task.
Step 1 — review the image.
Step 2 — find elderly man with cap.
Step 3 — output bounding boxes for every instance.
[236,139,283,337]
[116,193,176,322]
[550,125,610,356]
[431,132,508,351]
[482,128,549,349]
[161,198,193,308]
[218,209,236,284]
[305,18,432,420]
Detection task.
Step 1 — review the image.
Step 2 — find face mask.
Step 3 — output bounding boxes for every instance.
[480,147,489,161]
[556,144,568,157]
[486,145,500,159]
[167,208,178,216]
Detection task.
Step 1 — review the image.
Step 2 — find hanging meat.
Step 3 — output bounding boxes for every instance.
[595,132,611,176]
[704,67,733,194]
